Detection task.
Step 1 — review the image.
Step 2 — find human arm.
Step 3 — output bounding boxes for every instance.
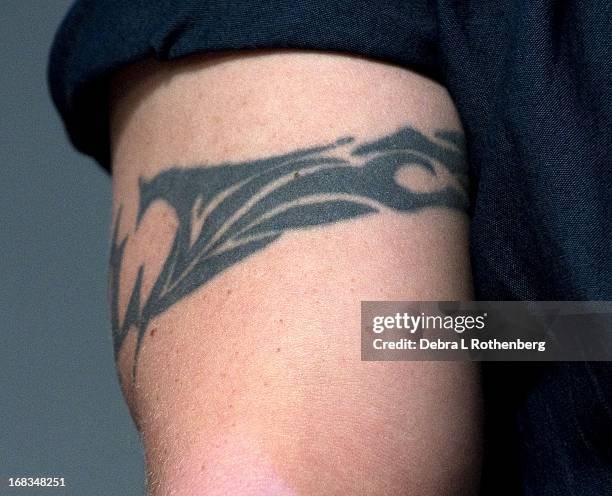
[109,50,481,495]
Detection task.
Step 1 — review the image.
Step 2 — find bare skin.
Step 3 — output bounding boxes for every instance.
[109,50,482,495]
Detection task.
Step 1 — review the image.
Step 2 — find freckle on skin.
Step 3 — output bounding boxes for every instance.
[276,347,281,353]
[149,327,157,337]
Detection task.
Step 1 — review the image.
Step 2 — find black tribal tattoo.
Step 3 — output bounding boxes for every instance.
[110,126,469,379]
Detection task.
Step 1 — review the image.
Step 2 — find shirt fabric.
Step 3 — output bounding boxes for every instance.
[48,1,612,494]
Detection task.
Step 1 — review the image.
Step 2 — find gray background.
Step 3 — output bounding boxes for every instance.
[1,1,144,494]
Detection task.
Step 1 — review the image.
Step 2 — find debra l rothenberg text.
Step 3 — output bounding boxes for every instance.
[372,337,546,352]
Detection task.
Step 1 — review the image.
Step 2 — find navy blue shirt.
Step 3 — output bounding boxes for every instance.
[49,2,612,494]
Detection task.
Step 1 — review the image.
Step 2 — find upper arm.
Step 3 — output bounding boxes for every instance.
[109,50,481,495]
